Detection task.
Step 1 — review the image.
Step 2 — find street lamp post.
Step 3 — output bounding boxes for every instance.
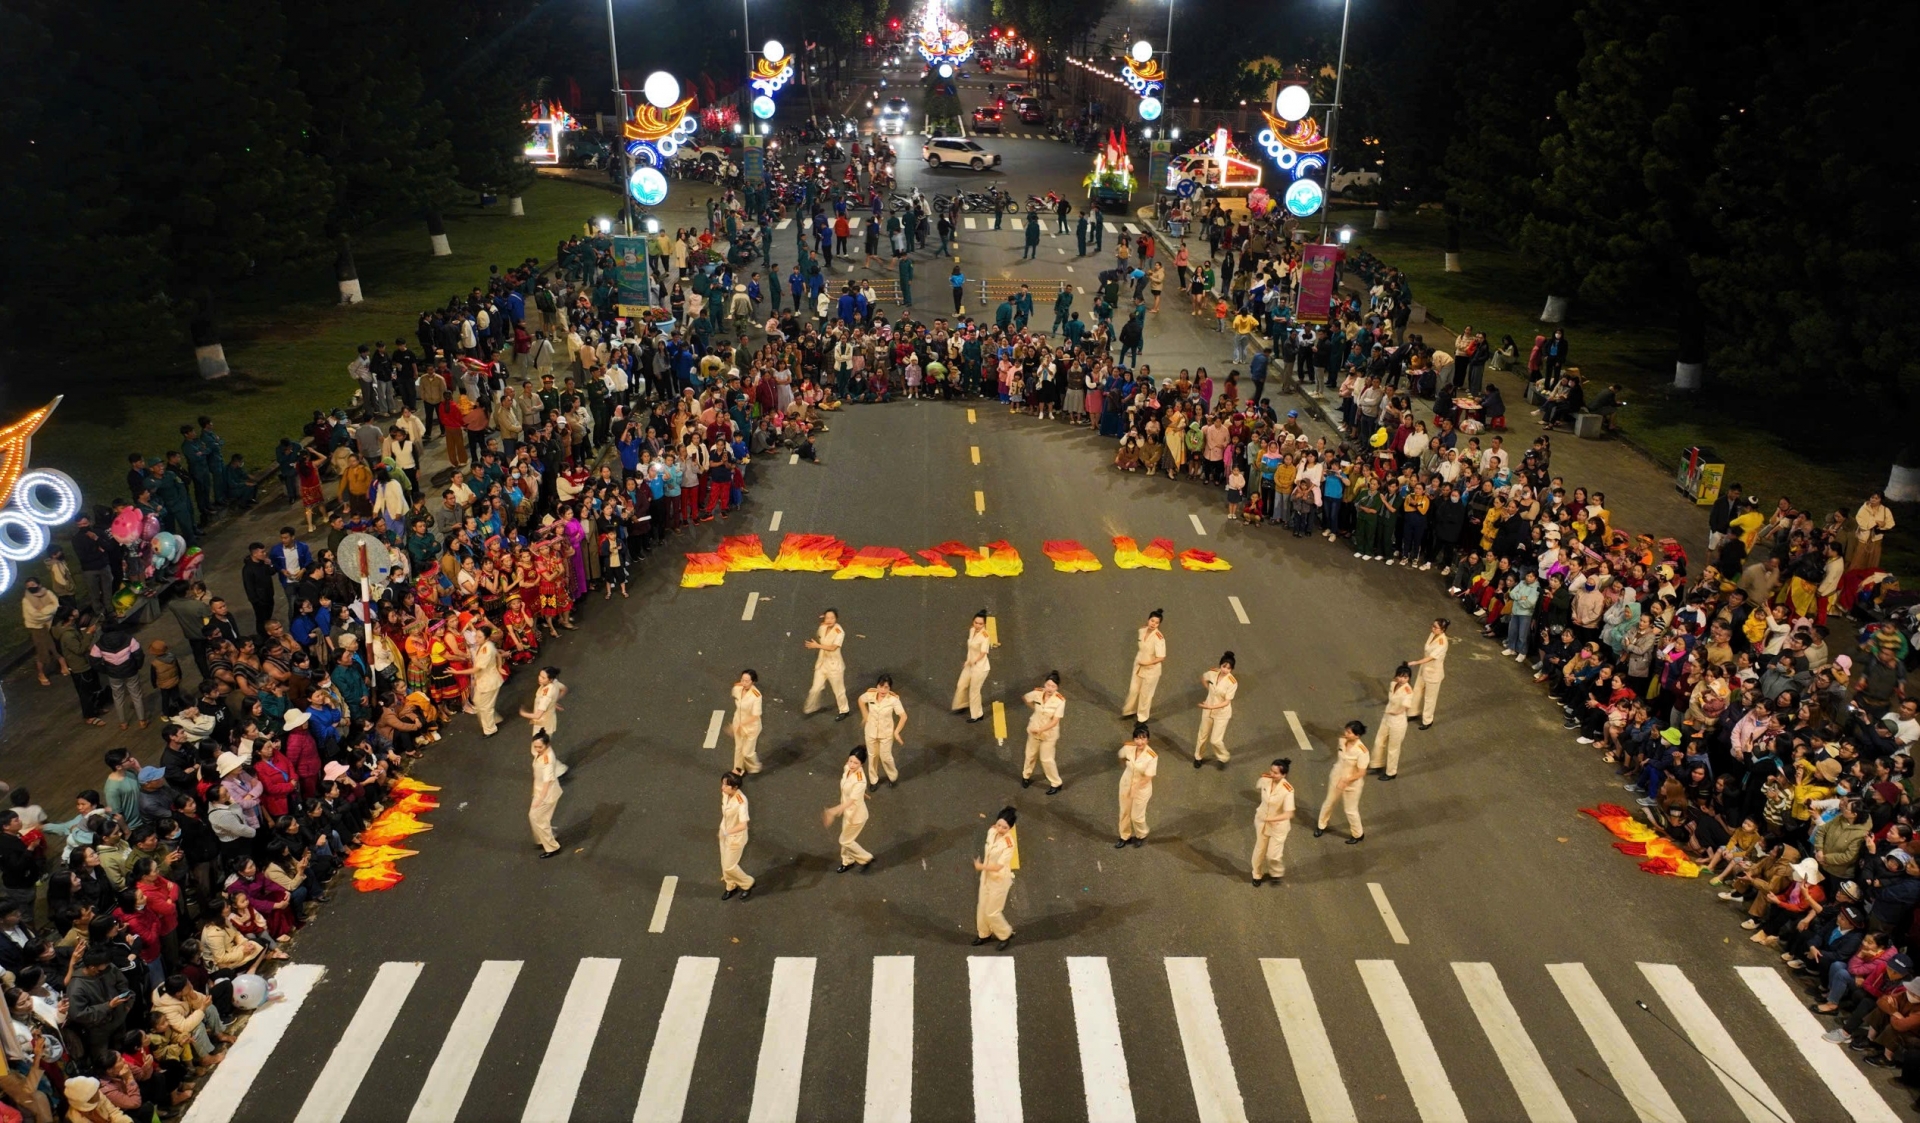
[605,0,632,234]
[1318,0,1353,243]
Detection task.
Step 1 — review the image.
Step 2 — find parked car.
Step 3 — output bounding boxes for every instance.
[922,137,1001,170]
[1330,167,1382,193]
[971,107,1004,133]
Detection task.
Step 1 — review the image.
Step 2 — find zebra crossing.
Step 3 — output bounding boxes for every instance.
[187,953,1903,1123]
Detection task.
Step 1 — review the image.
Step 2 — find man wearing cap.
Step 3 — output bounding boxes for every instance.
[1251,758,1294,884]
[135,767,173,826]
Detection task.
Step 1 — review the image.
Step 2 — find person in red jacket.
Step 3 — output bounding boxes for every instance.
[252,740,299,821]
[114,883,172,988]
[134,858,180,963]
[281,710,322,798]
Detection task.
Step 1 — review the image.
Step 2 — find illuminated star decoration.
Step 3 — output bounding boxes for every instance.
[1257,111,1330,183]
[0,398,83,598]
[623,94,699,166]
[1121,57,1163,98]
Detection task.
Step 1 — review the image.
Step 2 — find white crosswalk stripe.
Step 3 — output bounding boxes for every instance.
[775,218,793,229]
[1066,957,1136,1123]
[1450,963,1576,1123]
[1547,962,1685,1123]
[1358,960,1466,1123]
[191,956,1909,1123]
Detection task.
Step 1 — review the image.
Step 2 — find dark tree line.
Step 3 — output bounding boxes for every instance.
[0,0,546,378]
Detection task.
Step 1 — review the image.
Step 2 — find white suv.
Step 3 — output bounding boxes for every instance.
[922,137,1000,170]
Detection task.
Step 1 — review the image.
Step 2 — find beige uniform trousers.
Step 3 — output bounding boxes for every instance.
[840,810,873,866]
[732,727,762,773]
[1370,715,1408,775]
[1195,709,1233,762]
[1317,779,1365,838]
[474,683,502,736]
[1252,822,1291,879]
[976,872,1014,939]
[953,660,989,720]
[529,790,560,854]
[806,660,849,714]
[720,830,754,890]
[865,735,899,784]
[1023,732,1062,787]
[1123,664,1163,721]
[1409,676,1442,724]
[1118,781,1153,840]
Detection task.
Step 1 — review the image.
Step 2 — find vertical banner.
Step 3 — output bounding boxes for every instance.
[1146,139,1171,199]
[741,134,766,185]
[612,235,653,317]
[1297,243,1340,324]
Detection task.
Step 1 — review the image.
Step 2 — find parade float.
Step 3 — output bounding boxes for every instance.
[1084,130,1136,211]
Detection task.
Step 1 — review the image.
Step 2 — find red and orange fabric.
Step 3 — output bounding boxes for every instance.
[717,535,774,571]
[1579,804,1702,877]
[1179,549,1232,572]
[772,533,853,572]
[361,810,435,846]
[344,845,419,868]
[352,865,405,892]
[1042,540,1103,573]
[892,549,959,578]
[680,553,728,588]
[834,546,910,580]
[964,540,1024,578]
[1113,536,1176,570]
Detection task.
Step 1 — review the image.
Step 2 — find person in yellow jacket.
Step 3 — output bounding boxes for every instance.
[719,773,754,899]
[1252,758,1295,884]
[1315,720,1369,844]
[1192,652,1238,767]
[952,609,993,721]
[729,669,764,775]
[1122,609,1167,721]
[972,806,1018,949]
[1115,722,1158,848]
[1369,664,1415,779]
[1021,672,1066,793]
[823,745,874,872]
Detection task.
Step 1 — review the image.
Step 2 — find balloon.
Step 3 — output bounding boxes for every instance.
[231,974,271,1010]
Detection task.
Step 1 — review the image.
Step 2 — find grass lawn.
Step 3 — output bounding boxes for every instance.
[1333,200,1913,576]
[15,176,613,507]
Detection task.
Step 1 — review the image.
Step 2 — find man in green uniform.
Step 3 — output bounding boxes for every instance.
[897,255,914,307]
[1051,284,1074,337]
[1022,209,1041,260]
[148,459,197,545]
[1075,210,1089,257]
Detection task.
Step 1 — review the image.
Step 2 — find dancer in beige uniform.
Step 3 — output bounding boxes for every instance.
[971,806,1018,949]
[729,669,764,775]
[1115,722,1158,848]
[1020,672,1066,793]
[529,733,562,859]
[952,609,993,722]
[1370,664,1415,779]
[1251,758,1295,884]
[519,667,569,775]
[1192,652,1238,767]
[823,746,875,872]
[1406,618,1450,729]
[466,626,505,737]
[803,608,851,719]
[858,673,908,789]
[719,773,754,899]
[1315,721,1370,844]
[1122,609,1167,720]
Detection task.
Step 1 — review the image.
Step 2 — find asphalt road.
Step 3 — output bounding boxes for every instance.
[174,59,1913,1123]
[192,390,1912,1122]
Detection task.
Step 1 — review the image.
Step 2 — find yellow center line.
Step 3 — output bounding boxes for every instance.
[991,700,1008,743]
[970,446,981,465]
[986,615,999,647]
[967,408,977,424]
[974,490,986,515]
